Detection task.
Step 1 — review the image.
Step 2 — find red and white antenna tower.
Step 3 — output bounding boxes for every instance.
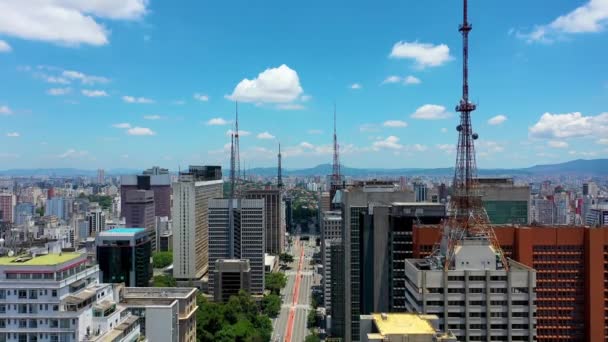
[439,0,508,271]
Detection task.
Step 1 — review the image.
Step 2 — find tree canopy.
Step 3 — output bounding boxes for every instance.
[152,251,173,269]
[265,272,287,294]
[261,293,281,318]
[152,275,176,287]
[279,253,294,264]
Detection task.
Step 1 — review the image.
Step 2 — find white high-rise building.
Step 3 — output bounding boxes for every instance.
[86,204,106,237]
[172,171,223,281]
[0,252,141,342]
[208,198,265,296]
[321,210,342,312]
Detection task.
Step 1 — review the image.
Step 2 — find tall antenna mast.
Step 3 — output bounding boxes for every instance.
[277,143,283,189]
[234,102,241,187]
[437,0,507,270]
[228,133,236,258]
[329,103,341,208]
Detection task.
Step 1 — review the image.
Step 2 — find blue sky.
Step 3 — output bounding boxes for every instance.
[0,0,607,170]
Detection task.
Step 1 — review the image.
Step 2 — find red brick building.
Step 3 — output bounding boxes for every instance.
[413,225,607,341]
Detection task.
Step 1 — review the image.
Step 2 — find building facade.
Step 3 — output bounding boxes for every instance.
[172,167,223,281]
[123,189,157,251]
[0,193,16,223]
[213,259,251,302]
[477,178,530,225]
[245,189,284,255]
[121,170,171,218]
[96,228,152,287]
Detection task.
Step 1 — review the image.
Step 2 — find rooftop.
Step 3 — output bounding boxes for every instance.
[102,228,145,235]
[371,313,437,335]
[0,252,82,266]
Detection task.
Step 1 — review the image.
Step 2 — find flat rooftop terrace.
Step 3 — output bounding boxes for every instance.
[0,252,82,266]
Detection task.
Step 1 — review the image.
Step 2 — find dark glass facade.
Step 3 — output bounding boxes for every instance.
[97,238,151,287]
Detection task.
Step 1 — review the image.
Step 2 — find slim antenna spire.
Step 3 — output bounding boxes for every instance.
[277,142,283,189]
[329,103,342,209]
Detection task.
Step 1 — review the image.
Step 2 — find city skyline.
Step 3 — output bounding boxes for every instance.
[1,0,607,170]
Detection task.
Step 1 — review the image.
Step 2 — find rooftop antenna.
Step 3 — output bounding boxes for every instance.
[234,101,241,187]
[277,142,283,190]
[228,132,236,258]
[329,103,342,208]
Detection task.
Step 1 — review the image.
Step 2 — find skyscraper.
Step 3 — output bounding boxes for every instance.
[477,177,530,225]
[208,198,265,296]
[245,189,284,255]
[0,193,16,223]
[87,203,106,236]
[172,166,223,282]
[45,197,66,220]
[321,210,342,313]
[124,189,156,251]
[97,168,105,184]
[413,180,428,202]
[96,228,152,287]
[121,168,171,218]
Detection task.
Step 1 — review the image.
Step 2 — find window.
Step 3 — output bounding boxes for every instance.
[0,290,5,299]
[0,305,5,314]
[18,290,27,299]
[51,290,57,297]
[29,290,37,299]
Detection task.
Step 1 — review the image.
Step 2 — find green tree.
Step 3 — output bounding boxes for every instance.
[152,275,176,287]
[265,272,287,294]
[261,293,281,317]
[36,206,44,217]
[305,334,321,342]
[307,307,318,328]
[88,195,112,210]
[279,253,294,264]
[152,251,173,268]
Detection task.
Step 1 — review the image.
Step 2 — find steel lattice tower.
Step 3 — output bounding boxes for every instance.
[439,0,508,271]
[329,105,341,206]
[277,143,283,189]
[234,102,241,184]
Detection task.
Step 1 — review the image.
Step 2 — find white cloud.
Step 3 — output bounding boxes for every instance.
[63,70,109,85]
[488,114,507,125]
[412,144,428,152]
[225,129,251,137]
[382,75,402,84]
[389,41,452,68]
[373,136,403,150]
[350,83,362,89]
[307,129,323,135]
[383,120,408,128]
[300,142,315,149]
[47,87,71,96]
[517,0,608,43]
[436,144,455,154]
[123,96,154,104]
[276,103,305,110]
[206,117,229,126]
[143,115,161,120]
[478,140,506,153]
[360,124,380,133]
[548,140,569,148]
[0,40,11,52]
[44,76,70,84]
[82,89,108,97]
[404,75,421,85]
[193,93,209,102]
[127,127,156,136]
[257,131,275,140]
[300,95,312,102]
[0,1,148,46]
[112,123,131,129]
[0,105,12,115]
[411,104,451,120]
[58,149,88,159]
[529,112,608,139]
[441,128,448,133]
[6,132,19,137]
[597,138,608,145]
[226,64,303,103]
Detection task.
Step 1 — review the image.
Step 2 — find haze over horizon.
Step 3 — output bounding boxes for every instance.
[1,0,607,170]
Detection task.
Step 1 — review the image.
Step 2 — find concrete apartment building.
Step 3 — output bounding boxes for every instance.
[403,239,537,342]
[0,193,16,223]
[337,181,415,341]
[0,253,141,342]
[121,168,171,219]
[208,198,265,297]
[86,203,106,237]
[172,166,223,282]
[413,225,608,341]
[245,189,284,255]
[121,287,198,342]
[477,178,530,225]
[321,210,342,313]
[123,189,156,251]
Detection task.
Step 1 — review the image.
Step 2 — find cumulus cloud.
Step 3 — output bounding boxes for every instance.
[0,1,148,46]
[389,41,452,68]
[300,142,315,149]
[350,83,362,89]
[6,132,19,137]
[123,95,154,104]
[488,114,507,125]
[529,112,608,139]
[226,64,303,103]
[206,118,229,126]
[548,140,569,148]
[411,104,451,120]
[404,76,421,85]
[82,89,108,97]
[226,129,251,137]
[63,70,109,85]
[373,136,403,150]
[436,144,455,154]
[0,40,11,52]
[193,93,209,102]
[516,0,608,43]
[257,131,275,140]
[0,105,13,115]
[58,149,88,159]
[112,123,131,129]
[382,75,402,84]
[597,138,608,145]
[276,103,305,110]
[47,87,71,96]
[383,120,408,128]
[143,115,161,120]
[127,127,156,136]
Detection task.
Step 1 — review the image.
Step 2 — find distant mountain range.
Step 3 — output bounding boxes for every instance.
[1,159,606,178]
